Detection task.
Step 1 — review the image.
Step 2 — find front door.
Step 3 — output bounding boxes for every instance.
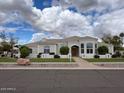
[71,46,79,57]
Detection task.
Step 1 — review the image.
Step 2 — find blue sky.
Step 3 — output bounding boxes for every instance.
[0,0,124,44]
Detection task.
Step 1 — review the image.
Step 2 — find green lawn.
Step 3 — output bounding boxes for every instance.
[85,58,124,62]
[0,57,17,63]
[30,58,74,62]
[0,57,74,63]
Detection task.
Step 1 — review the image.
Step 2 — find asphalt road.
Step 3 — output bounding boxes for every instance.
[0,69,124,93]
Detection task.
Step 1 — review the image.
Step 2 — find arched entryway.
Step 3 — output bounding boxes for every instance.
[71,45,79,57]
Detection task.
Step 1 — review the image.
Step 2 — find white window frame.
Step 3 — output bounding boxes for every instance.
[81,43,84,54]
[87,43,93,54]
[44,46,50,54]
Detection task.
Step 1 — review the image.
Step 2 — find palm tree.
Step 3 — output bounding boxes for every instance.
[111,36,123,51]
[102,35,123,51]
[120,33,124,44]
[9,33,18,57]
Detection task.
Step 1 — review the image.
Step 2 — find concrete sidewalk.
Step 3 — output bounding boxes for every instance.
[73,57,100,69]
[0,58,124,69]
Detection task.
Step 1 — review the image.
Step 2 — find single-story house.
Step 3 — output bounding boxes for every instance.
[25,36,114,58]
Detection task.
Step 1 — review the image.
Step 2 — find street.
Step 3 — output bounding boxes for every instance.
[0,69,124,93]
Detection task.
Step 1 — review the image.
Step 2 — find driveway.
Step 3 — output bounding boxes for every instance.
[0,70,124,93]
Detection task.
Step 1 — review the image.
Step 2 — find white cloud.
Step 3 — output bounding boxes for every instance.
[0,26,16,33]
[0,0,124,43]
[30,32,61,42]
[94,9,124,37]
[52,0,124,12]
[33,6,93,38]
[0,0,93,38]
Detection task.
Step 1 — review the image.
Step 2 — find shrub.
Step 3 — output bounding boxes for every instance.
[49,52,55,55]
[121,55,124,58]
[37,53,42,58]
[1,54,5,57]
[98,46,108,55]
[112,54,117,58]
[54,55,60,58]
[60,46,69,55]
[94,55,100,58]
[20,46,30,58]
[37,55,41,58]
[112,52,121,58]
[115,51,121,57]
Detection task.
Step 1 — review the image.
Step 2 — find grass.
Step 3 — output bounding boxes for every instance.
[85,58,124,62]
[0,57,74,63]
[30,58,75,62]
[0,57,17,63]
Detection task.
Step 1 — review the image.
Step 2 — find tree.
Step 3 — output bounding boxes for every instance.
[1,42,11,51]
[102,34,123,51]
[20,46,30,58]
[98,46,108,55]
[0,31,19,57]
[9,33,18,57]
[111,36,123,51]
[120,33,124,44]
[102,34,113,44]
[0,46,3,54]
[60,46,69,55]
[1,42,11,56]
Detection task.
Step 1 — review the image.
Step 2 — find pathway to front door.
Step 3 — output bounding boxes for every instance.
[73,57,99,68]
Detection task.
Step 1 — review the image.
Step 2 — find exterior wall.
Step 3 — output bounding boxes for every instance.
[64,38,97,58]
[99,54,112,58]
[60,55,70,58]
[41,54,54,58]
[29,47,38,58]
[108,44,114,54]
[28,45,57,58]
[80,39,97,58]
[26,37,115,59]
[37,45,57,54]
[120,51,124,55]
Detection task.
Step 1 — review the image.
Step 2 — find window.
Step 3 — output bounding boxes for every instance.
[29,49,32,53]
[87,43,93,54]
[81,43,84,53]
[44,46,50,54]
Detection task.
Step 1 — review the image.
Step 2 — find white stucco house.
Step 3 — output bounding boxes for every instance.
[25,36,114,58]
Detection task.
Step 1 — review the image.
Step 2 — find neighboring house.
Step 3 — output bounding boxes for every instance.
[98,42,114,55]
[25,36,114,58]
[119,50,124,56]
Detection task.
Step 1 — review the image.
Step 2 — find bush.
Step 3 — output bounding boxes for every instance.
[54,55,60,58]
[60,46,69,55]
[37,55,41,58]
[20,46,30,58]
[1,54,5,57]
[121,55,124,58]
[49,52,55,55]
[37,53,42,58]
[112,54,117,58]
[94,55,100,58]
[115,51,121,57]
[112,52,121,58]
[98,46,108,55]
